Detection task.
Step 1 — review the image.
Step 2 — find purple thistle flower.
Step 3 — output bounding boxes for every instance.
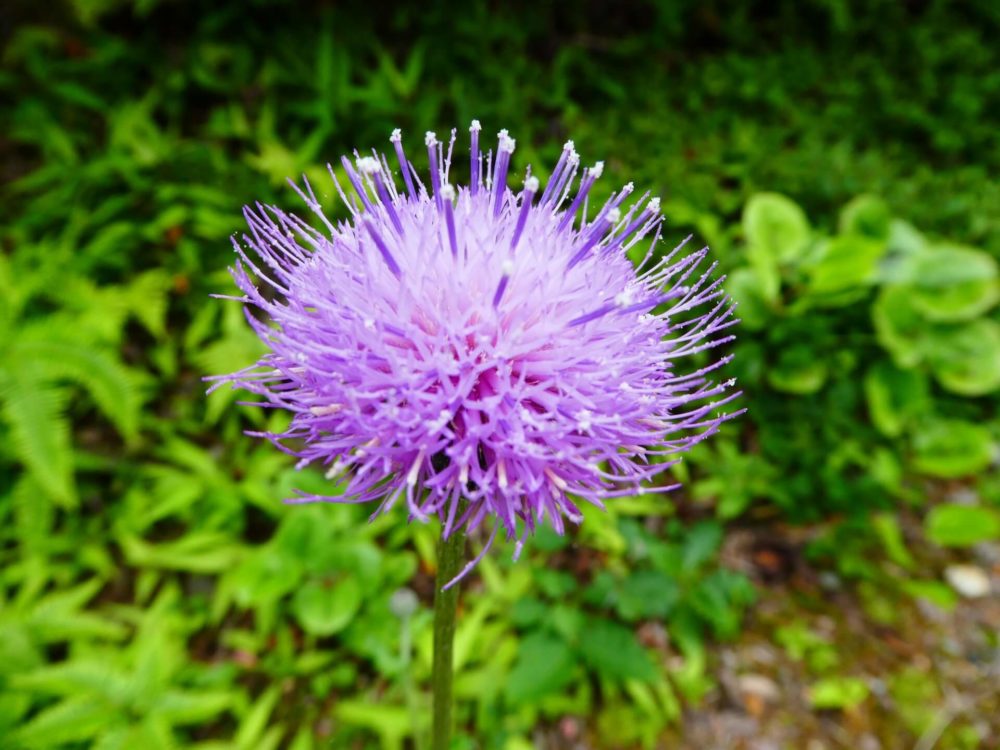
[210,123,742,585]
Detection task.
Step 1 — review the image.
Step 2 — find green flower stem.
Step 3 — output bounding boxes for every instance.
[431,531,464,750]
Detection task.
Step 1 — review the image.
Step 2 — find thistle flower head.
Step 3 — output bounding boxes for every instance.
[211,125,741,583]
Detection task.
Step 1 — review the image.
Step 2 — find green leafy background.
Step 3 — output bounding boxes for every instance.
[2,1,998,748]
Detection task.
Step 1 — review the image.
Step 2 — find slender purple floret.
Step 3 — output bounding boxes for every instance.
[209,124,742,585]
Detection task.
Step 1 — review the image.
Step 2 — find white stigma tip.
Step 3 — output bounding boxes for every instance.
[310,404,342,416]
[470,119,482,132]
[425,131,437,146]
[545,468,568,491]
[390,128,402,143]
[590,161,605,179]
[524,175,540,192]
[324,459,344,479]
[440,183,456,200]
[563,140,575,151]
[648,197,661,213]
[407,450,425,486]
[357,156,380,174]
[501,259,514,275]
[606,207,621,224]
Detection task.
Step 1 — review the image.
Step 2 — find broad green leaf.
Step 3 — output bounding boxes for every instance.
[229,548,304,607]
[924,504,1000,548]
[863,361,930,437]
[578,618,656,682]
[886,219,927,256]
[743,192,810,266]
[912,420,994,479]
[505,632,576,703]
[808,676,869,710]
[767,349,827,395]
[725,267,773,330]
[906,245,999,322]
[924,319,1000,396]
[805,235,885,301]
[292,576,362,636]
[838,194,891,240]
[872,286,926,368]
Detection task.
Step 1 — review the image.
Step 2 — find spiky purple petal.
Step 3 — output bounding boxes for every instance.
[209,124,742,580]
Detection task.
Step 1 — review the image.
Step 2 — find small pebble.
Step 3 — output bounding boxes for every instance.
[738,674,781,701]
[944,564,991,598]
[818,571,841,591]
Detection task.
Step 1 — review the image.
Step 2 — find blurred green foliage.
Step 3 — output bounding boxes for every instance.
[1,0,998,747]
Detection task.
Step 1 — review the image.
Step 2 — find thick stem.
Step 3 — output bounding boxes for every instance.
[431,531,464,750]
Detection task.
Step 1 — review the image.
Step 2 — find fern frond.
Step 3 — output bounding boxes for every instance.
[0,374,76,508]
[9,340,141,444]
[125,269,172,339]
[193,314,265,426]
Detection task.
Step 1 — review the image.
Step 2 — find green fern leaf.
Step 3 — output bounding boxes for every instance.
[0,375,76,507]
[125,269,172,339]
[10,340,141,443]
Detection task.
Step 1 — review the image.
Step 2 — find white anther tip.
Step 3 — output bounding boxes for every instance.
[425,131,437,146]
[501,259,514,275]
[524,175,540,193]
[389,128,402,142]
[590,161,605,179]
[357,156,380,174]
[470,119,482,132]
[440,183,456,201]
[563,139,575,151]
[648,196,661,213]
[606,207,621,223]
[614,289,634,306]
[567,150,580,166]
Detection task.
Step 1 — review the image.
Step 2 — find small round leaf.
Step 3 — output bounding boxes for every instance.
[743,192,810,266]
[924,319,1000,396]
[925,504,1000,548]
[838,194,891,240]
[912,420,994,479]
[908,245,999,322]
[292,576,363,636]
